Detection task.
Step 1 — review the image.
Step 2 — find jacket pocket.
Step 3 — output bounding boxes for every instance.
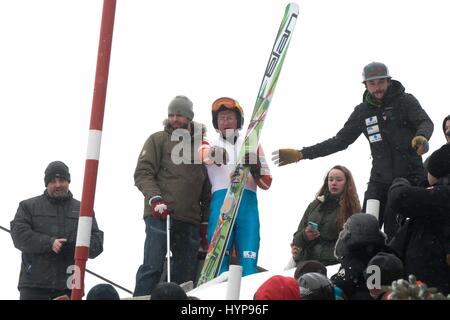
[32,211,58,235]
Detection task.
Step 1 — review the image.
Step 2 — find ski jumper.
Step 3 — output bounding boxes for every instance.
[204,135,271,276]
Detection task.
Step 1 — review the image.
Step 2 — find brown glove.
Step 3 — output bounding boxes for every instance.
[411,136,429,156]
[271,149,303,166]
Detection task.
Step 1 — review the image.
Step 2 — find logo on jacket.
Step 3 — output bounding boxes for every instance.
[367,125,380,135]
[369,133,382,143]
[365,116,378,126]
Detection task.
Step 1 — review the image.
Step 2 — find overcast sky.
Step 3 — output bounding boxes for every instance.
[1,0,449,299]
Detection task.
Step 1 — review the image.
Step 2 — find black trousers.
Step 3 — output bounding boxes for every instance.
[19,287,71,300]
[362,180,397,241]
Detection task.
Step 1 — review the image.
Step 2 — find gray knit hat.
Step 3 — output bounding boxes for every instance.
[168,95,194,120]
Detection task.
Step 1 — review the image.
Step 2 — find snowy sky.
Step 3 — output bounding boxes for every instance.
[1,0,449,300]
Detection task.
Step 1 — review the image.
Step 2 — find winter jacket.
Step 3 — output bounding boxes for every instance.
[301,80,433,185]
[134,120,211,225]
[10,191,104,291]
[331,245,397,300]
[292,195,341,266]
[389,178,450,294]
[330,213,395,300]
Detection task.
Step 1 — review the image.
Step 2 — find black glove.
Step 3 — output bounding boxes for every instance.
[243,152,262,179]
[389,177,411,194]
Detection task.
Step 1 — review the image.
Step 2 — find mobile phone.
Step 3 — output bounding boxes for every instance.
[308,221,319,232]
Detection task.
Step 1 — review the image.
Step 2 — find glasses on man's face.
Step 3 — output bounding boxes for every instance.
[217,116,237,123]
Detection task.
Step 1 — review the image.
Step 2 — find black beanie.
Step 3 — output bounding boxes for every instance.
[86,284,120,300]
[44,161,71,186]
[427,144,450,179]
[150,282,188,300]
[364,252,404,286]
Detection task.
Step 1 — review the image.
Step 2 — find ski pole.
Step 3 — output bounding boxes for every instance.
[166,212,171,283]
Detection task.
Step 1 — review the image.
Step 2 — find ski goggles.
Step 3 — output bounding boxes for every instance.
[211,97,244,115]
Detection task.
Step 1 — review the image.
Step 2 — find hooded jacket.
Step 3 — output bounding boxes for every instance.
[134,120,211,225]
[301,80,434,184]
[330,213,393,300]
[10,191,104,291]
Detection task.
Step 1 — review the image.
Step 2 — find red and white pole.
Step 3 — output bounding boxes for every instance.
[71,0,116,300]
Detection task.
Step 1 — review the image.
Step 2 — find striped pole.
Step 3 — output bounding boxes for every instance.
[71,0,116,300]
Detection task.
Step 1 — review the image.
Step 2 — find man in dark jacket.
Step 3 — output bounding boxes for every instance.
[272,62,434,239]
[10,161,104,300]
[389,144,450,295]
[133,95,211,296]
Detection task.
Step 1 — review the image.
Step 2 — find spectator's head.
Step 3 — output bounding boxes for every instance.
[442,115,450,143]
[44,161,71,198]
[317,165,361,228]
[362,62,391,83]
[167,95,193,129]
[298,272,335,300]
[334,213,386,260]
[427,144,450,185]
[86,284,120,300]
[362,62,391,103]
[364,252,404,299]
[254,275,301,300]
[294,260,327,280]
[150,282,188,300]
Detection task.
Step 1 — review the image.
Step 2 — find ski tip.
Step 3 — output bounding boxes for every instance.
[287,2,299,13]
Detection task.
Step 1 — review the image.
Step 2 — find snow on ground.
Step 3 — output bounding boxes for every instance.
[187,264,340,300]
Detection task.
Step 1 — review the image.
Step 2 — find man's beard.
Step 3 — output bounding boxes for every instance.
[171,122,189,129]
[50,189,68,198]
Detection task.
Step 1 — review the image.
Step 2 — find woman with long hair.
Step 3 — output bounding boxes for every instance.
[291,165,361,266]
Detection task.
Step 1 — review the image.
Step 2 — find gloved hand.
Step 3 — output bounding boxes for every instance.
[389,177,411,194]
[271,149,303,166]
[411,136,429,156]
[149,195,169,218]
[243,152,262,179]
[210,146,229,166]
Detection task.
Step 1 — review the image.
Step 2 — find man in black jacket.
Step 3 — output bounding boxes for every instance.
[10,161,104,300]
[272,62,434,237]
